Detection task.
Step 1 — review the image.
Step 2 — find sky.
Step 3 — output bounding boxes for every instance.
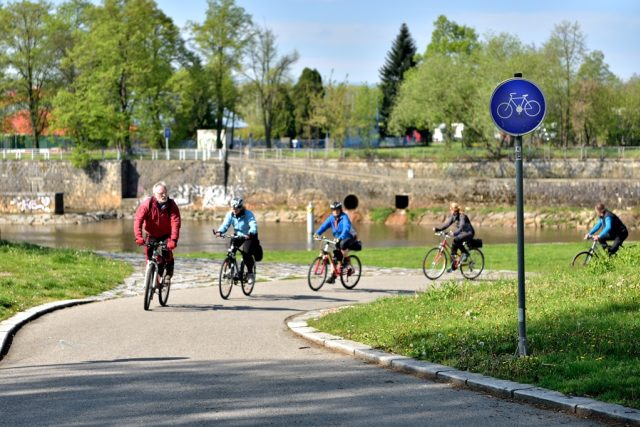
[57,0,640,84]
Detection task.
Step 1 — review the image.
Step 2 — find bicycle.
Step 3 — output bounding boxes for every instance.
[142,240,171,310]
[307,236,362,291]
[216,234,256,299]
[422,231,485,280]
[571,236,612,267]
[496,92,542,119]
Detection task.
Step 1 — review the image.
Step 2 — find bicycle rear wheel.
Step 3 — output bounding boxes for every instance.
[308,256,328,291]
[340,255,362,289]
[423,248,446,280]
[219,259,234,299]
[241,261,255,296]
[460,248,484,280]
[143,263,155,311]
[572,251,592,267]
[158,270,170,306]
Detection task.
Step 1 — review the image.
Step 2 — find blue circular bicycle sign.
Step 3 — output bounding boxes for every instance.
[490,78,546,136]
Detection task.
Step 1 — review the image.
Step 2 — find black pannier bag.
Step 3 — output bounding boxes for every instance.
[469,238,483,249]
[351,240,363,251]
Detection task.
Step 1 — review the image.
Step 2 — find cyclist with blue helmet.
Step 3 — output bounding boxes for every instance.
[213,197,260,285]
[314,200,359,283]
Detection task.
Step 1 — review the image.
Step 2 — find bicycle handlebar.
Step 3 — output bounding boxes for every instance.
[313,235,338,245]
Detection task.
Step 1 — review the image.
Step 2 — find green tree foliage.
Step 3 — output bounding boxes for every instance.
[190,0,253,149]
[424,15,480,58]
[292,67,323,140]
[53,0,181,152]
[378,23,416,137]
[308,75,350,148]
[0,0,57,149]
[168,54,215,144]
[542,21,586,147]
[350,84,381,148]
[243,26,299,148]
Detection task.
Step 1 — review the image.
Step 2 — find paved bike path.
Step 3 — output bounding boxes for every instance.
[0,258,611,426]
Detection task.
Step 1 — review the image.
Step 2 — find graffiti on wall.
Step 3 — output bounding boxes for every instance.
[10,196,52,213]
[160,185,244,208]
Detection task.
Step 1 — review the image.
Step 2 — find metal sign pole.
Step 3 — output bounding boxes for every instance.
[514,133,529,356]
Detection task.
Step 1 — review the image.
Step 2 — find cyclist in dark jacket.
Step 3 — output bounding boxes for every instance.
[433,202,475,271]
[585,203,628,255]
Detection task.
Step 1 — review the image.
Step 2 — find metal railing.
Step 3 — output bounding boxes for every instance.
[3,145,640,162]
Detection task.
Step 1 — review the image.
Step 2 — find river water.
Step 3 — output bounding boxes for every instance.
[3,219,636,253]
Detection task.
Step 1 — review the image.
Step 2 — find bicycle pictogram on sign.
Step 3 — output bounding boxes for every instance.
[490,78,546,136]
[496,92,542,119]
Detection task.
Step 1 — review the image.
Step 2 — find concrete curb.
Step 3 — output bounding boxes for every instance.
[287,310,640,426]
[0,298,96,360]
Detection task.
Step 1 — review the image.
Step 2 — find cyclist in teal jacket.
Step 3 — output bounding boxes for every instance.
[314,201,359,283]
[585,203,628,255]
[213,198,259,284]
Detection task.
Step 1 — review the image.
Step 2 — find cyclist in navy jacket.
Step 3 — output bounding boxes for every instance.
[585,203,628,255]
[314,201,358,283]
[434,202,475,271]
[213,197,259,284]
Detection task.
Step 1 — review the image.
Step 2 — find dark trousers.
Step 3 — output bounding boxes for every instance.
[145,235,174,276]
[241,238,258,272]
[598,229,628,255]
[452,231,474,257]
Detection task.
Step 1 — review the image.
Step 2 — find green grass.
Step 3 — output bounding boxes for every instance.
[0,240,133,322]
[181,241,595,273]
[309,245,640,409]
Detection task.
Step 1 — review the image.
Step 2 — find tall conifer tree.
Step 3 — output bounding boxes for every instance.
[378,23,417,137]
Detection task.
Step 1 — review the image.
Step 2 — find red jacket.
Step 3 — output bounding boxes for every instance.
[134,197,181,242]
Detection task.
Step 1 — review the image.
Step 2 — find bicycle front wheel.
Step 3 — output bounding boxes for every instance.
[143,263,155,311]
[572,251,592,267]
[460,248,485,280]
[158,270,170,306]
[241,261,255,296]
[308,256,328,291]
[423,248,446,280]
[340,255,362,289]
[219,259,234,299]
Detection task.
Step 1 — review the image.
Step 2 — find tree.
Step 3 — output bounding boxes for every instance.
[168,54,215,144]
[53,0,181,152]
[572,50,619,146]
[190,0,253,149]
[350,84,381,148]
[378,23,416,137]
[0,0,57,149]
[243,25,298,148]
[308,75,351,148]
[543,21,586,146]
[292,68,323,140]
[424,15,480,58]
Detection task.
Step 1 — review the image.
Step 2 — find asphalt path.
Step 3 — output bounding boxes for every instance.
[0,269,605,426]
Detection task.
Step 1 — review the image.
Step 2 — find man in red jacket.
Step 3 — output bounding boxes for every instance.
[134,181,181,285]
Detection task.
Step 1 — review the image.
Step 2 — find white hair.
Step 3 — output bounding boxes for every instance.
[153,181,168,194]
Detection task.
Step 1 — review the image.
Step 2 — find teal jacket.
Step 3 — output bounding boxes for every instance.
[218,209,258,237]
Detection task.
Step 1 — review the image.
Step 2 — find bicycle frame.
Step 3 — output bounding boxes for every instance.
[314,236,343,276]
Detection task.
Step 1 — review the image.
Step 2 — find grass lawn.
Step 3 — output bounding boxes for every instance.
[0,240,133,322]
[308,244,640,409]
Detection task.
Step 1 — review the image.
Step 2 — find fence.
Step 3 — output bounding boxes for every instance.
[2,145,640,163]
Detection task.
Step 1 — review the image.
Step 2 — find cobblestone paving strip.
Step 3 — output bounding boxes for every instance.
[96,251,518,300]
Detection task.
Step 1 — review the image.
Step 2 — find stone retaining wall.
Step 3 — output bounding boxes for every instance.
[1,158,639,215]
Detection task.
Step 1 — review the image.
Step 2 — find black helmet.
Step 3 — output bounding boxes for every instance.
[330,200,342,210]
[231,197,244,209]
